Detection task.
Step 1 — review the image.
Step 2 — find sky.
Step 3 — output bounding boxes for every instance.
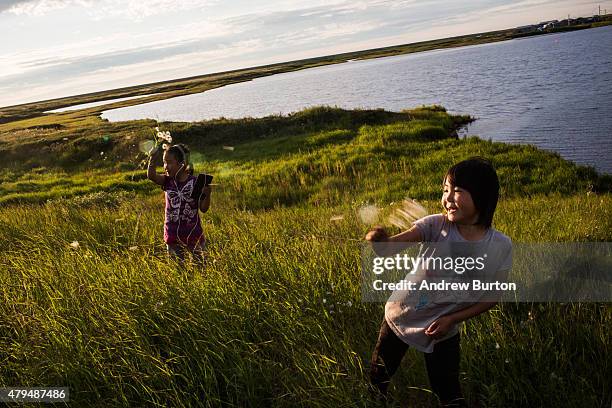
[1,0,610,107]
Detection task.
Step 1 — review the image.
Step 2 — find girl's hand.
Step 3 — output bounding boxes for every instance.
[425,315,456,339]
[365,226,389,242]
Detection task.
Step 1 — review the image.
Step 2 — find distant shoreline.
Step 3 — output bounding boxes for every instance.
[1,17,610,126]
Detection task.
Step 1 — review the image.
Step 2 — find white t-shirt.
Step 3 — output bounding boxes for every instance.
[384,213,512,353]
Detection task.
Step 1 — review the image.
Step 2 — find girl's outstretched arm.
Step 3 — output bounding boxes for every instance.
[365,225,423,256]
[199,185,211,213]
[147,148,165,186]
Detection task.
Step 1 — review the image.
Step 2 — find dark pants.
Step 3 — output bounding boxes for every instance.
[370,319,466,407]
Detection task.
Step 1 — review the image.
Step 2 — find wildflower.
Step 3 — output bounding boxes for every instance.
[346,301,352,307]
[162,143,169,151]
[495,342,500,349]
[100,151,104,155]
[388,198,428,230]
[69,241,80,249]
[157,131,172,143]
[323,299,327,304]
[358,204,380,225]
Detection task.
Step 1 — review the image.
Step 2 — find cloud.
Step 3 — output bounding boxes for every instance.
[2,0,217,18]
[3,1,394,76]
[1,0,90,15]
[3,0,608,106]
[0,0,27,13]
[88,0,220,21]
[0,0,467,106]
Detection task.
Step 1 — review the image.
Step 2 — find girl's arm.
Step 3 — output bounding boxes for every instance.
[425,301,497,339]
[365,225,423,256]
[147,148,165,186]
[198,185,211,213]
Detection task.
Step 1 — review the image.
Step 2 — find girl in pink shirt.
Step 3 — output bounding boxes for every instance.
[147,143,211,263]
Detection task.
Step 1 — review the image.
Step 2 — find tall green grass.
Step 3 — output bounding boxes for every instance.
[1,193,610,407]
[0,106,610,407]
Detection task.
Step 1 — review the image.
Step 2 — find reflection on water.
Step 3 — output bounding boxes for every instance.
[47,94,157,113]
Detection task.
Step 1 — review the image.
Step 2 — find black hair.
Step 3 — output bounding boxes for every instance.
[443,157,500,228]
[166,143,194,175]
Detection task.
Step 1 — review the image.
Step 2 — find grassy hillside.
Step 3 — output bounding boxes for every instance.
[1,106,610,407]
[0,106,609,207]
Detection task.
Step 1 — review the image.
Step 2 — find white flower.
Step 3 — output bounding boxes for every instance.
[495,343,500,349]
[346,301,352,307]
[358,204,379,225]
[388,198,428,230]
[156,130,172,143]
[69,241,80,249]
[322,299,327,304]
[100,151,104,155]
[155,127,160,132]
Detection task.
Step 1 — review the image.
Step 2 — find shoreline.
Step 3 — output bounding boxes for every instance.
[1,21,610,125]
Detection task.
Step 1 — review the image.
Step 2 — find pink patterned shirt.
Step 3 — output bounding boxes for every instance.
[162,175,204,246]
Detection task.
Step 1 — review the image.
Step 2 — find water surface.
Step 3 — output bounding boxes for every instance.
[102,27,612,174]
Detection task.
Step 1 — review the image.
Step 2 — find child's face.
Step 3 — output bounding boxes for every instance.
[163,151,183,178]
[441,177,479,225]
